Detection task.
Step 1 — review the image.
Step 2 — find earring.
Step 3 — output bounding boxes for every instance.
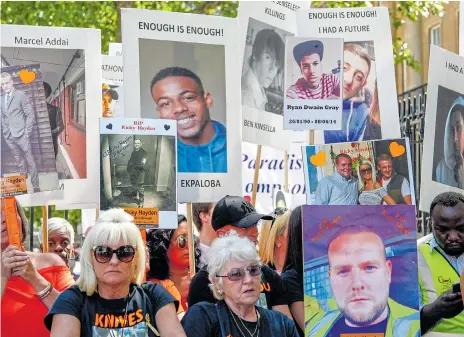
[218,290,223,294]
[276,243,281,248]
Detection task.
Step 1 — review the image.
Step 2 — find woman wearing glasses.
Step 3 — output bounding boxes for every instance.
[182,232,298,337]
[147,215,201,318]
[45,208,186,337]
[258,208,292,274]
[357,160,396,205]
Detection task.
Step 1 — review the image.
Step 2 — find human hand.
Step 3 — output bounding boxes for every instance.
[431,289,463,319]
[1,245,28,280]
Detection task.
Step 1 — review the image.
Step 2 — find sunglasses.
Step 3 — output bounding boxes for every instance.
[360,167,373,174]
[175,235,199,249]
[93,245,136,263]
[216,264,262,281]
[271,207,288,227]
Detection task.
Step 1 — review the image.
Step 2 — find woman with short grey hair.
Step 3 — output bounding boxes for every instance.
[182,232,298,336]
[38,217,75,266]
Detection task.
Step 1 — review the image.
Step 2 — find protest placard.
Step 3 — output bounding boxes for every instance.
[121,9,241,202]
[102,55,124,118]
[100,117,178,228]
[302,138,415,206]
[2,25,101,206]
[297,8,400,144]
[303,205,420,337]
[420,46,464,212]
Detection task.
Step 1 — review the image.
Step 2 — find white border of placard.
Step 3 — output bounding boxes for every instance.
[121,8,242,202]
[2,24,101,207]
[420,46,464,212]
[296,7,400,144]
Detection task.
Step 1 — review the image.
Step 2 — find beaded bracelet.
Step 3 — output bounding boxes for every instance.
[36,282,53,299]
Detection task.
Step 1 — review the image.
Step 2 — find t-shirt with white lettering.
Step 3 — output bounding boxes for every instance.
[45,283,178,337]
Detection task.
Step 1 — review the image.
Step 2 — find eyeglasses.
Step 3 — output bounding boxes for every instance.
[93,245,136,263]
[176,235,199,249]
[360,167,373,174]
[271,208,288,227]
[216,265,262,281]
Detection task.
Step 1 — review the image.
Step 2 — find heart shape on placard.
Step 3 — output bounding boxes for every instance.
[164,124,170,131]
[389,141,405,157]
[18,69,36,84]
[106,123,113,130]
[310,151,326,167]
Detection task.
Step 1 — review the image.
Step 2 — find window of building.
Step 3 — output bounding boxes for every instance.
[430,25,441,46]
[70,76,86,131]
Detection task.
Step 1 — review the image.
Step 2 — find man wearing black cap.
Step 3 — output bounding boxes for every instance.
[188,195,292,317]
[102,82,119,118]
[286,40,340,100]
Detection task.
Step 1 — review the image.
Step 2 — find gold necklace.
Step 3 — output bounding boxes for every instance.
[228,306,260,337]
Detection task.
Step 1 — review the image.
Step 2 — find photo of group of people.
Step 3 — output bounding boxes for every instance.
[303,205,420,336]
[241,18,291,116]
[303,138,415,206]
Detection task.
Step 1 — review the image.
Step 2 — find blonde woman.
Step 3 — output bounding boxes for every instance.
[357,160,396,205]
[45,208,186,337]
[258,208,292,274]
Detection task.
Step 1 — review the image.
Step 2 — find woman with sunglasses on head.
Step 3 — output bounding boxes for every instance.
[182,232,298,337]
[45,208,186,337]
[281,207,305,336]
[147,215,201,318]
[258,208,292,274]
[1,197,75,337]
[357,160,396,205]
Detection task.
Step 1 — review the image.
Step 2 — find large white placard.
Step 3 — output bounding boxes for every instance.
[1,25,101,207]
[296,8,400,144]
[238,1,308,149]
[420,46,464,212]
[122,9,242,202]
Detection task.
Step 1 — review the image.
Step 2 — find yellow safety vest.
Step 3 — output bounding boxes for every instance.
[418,243,464,336]
[304,296,420,337]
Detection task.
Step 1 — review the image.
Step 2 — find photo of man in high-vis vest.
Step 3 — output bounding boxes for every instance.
[419,192,464,337]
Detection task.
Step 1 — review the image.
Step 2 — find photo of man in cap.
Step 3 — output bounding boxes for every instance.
[286,40,340,100]
[102,82,119,118]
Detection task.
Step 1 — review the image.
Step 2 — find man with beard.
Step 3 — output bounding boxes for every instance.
[315,154,358,205]
[150,67,226,173]
[419,192,464,335]
[306,225,420,337]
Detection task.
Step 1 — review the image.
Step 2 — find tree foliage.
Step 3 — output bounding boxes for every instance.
[312,1,445,71]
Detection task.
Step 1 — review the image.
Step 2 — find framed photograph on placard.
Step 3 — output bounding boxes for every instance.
[121,9,242,202]
[100,118,177,228]
[2,25,101,206]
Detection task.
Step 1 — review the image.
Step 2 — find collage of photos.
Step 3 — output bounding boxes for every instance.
[303,205,420,336]
[241,17,290,116]
[303,138,415,206]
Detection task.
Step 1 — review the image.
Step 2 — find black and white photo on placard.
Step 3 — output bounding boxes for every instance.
[2,24,101,206]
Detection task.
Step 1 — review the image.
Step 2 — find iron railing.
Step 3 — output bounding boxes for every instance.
[398,83,430,236]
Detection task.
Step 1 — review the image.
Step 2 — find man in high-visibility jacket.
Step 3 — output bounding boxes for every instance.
[419,192,464,336]
[305,225,420,337]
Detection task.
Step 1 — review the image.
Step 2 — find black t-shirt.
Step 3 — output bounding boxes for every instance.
[128,148,148,171]
[187,264,288,310]
[45,283,178,337]
[327,316,388,337]
[181,301,299,337]
[281,268,304,337]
